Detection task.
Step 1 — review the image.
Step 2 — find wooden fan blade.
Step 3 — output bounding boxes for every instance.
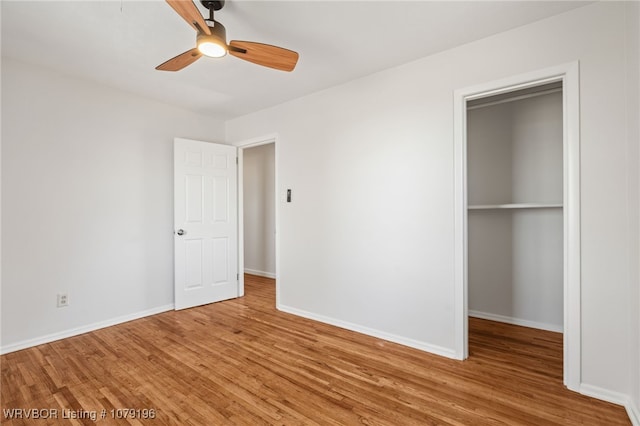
[228,41,298,72]
[166,0,211,35]
[156,48,202,71]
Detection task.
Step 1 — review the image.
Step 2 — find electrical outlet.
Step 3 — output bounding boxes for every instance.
[57,293,68,308]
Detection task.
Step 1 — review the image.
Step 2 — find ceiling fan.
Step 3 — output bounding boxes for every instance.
[156,0,299,72]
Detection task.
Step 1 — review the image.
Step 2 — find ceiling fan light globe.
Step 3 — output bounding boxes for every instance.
[198,41,227,58]
[196,20,228,58]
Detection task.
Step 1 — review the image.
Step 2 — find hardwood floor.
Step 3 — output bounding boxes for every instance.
[1,274,630,425]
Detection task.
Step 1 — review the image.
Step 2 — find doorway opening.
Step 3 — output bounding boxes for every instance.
[467,81,563,333]
[453,63,581,391]
[236,136,279,305]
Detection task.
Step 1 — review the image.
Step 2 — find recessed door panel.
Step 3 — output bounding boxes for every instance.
[184,239,204,289]
[186,151,202,167]
[185,175,203,223]
[212,237,229,284]
[213,176,229,223]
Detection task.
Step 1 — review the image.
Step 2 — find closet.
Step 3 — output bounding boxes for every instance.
[467,82,563,332]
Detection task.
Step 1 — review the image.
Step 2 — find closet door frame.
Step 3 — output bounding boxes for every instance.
[453,62,581,391]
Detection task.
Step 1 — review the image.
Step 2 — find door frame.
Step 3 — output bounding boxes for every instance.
[233,134,279,304]
[452,62,581,391]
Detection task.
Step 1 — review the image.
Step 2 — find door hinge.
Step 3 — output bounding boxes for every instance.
[236,157,238,165]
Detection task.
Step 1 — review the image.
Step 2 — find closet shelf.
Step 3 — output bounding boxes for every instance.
[468,203,563,210]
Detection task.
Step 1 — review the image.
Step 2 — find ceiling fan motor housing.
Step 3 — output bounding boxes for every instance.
[201,1,225,11]
[197,19,227,47]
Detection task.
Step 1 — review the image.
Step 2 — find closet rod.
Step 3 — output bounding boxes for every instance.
[466,87,562,111]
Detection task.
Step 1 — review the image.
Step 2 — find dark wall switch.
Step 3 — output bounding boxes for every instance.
[287,189,292,202]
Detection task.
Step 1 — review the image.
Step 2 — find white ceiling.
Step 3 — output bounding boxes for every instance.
[1,1,590,120]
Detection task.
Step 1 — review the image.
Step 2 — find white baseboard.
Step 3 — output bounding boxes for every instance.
[579,384,638,425]
[579,383,628,405]
[244,268,276,279]
[278,303,457,360]
[627,400,640,426]
[0,304,174,355]
[468,310,563,333]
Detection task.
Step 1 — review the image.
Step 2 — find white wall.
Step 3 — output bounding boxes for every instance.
[511,93,563,204]
[467,103,514,325]
[227,1,637,401]
[467,103,512,206]
[243,143,276,278]
[625,0,640,421]
[467,93,563,331]
[1,58,225,352]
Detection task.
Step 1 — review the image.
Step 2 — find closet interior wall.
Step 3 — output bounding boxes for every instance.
[467,89,564,332]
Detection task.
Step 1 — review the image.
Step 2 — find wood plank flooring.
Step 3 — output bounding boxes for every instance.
[1,274,630,425]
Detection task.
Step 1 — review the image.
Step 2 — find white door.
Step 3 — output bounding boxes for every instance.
[174,138,239,310]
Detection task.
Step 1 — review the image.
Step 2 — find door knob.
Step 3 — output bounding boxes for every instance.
[176,229,186,236]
